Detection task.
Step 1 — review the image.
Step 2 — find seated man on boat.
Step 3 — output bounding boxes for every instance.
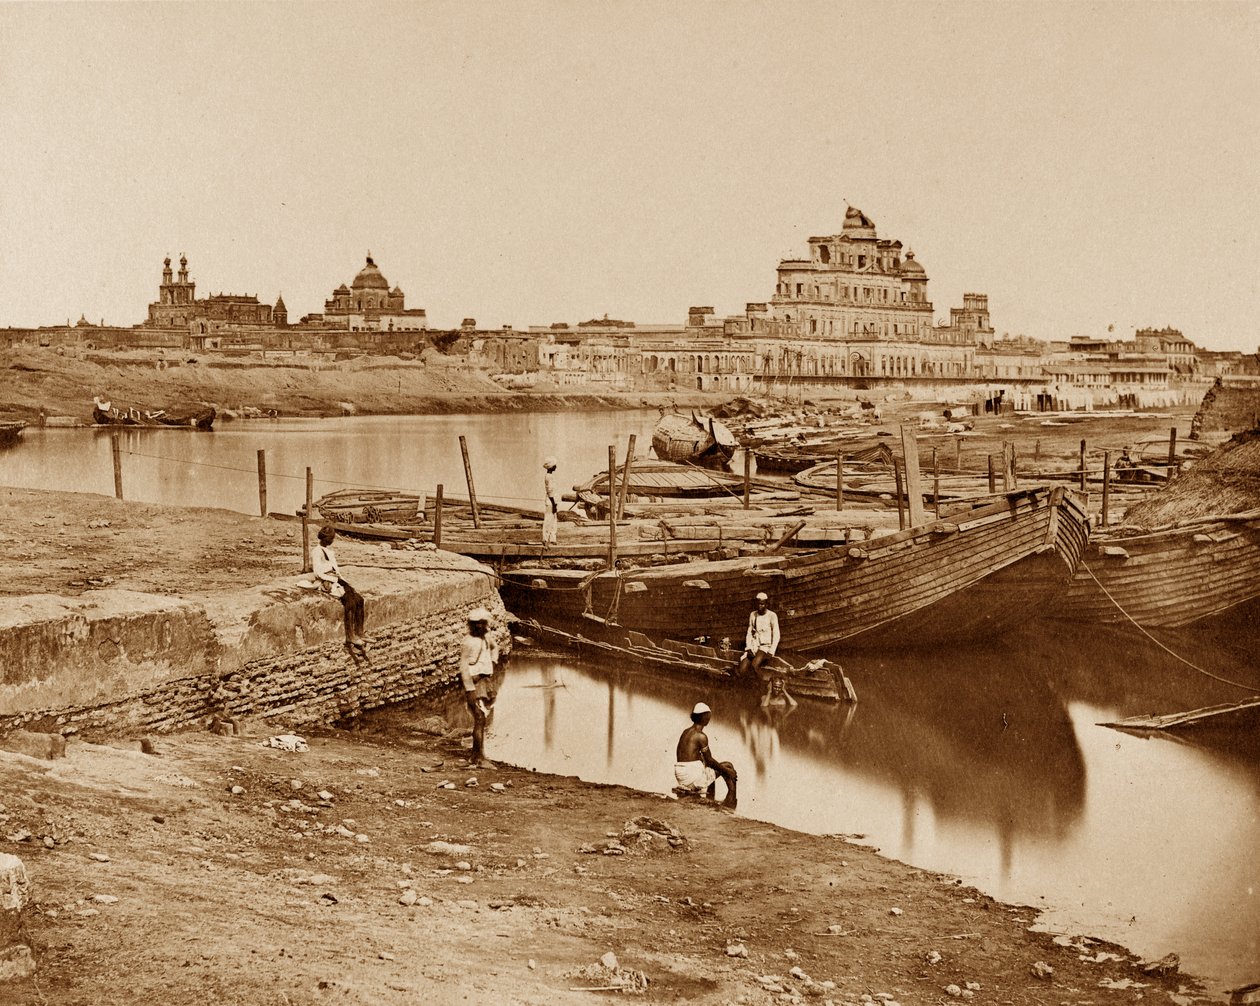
[674,702,738,808]
[739,592,780,677]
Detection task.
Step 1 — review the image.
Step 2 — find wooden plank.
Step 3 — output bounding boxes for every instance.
[899,425,926,526]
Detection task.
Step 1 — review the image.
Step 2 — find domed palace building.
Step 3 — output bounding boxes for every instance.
[319,254,427,332]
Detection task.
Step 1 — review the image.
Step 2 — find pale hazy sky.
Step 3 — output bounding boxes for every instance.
[1,2,1257,349]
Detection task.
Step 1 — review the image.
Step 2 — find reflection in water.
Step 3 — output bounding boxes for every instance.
[490,619,1260,988]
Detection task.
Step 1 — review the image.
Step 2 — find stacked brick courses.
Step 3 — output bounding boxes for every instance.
[0,562,505,737]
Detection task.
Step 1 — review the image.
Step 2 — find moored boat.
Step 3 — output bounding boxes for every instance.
[92,396,215,430]
[0,419,27,446]
[651,411,737,468]
[501,485,1089,652]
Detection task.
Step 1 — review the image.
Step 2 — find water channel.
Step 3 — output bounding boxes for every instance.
[3,412,1258,988]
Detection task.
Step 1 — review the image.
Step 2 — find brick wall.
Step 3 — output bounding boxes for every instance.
[0,563,506,737]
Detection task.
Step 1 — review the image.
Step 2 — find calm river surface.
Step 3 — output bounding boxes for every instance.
[4,412,1259,988]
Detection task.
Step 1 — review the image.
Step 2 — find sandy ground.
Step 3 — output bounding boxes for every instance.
[0,716,1208,1006]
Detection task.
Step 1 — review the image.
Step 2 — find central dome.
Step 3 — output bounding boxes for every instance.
[352,255,389,291]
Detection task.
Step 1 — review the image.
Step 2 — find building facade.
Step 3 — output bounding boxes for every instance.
[316,254,427,332]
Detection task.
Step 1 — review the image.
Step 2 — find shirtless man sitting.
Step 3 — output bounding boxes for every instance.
[674,702,738,808]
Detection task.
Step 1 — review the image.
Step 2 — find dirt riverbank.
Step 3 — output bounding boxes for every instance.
[0,346,720,423]
[0,487,1224,1004]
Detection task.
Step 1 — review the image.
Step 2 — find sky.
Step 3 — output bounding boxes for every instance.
[0,2,1257,349]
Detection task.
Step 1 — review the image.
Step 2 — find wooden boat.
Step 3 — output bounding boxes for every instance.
[500,485,1089,652]
[0,419,27,446]
[755,440,895,475]
[1100,696,1260,736]
[1056,510,1260,627]
[314,488,422,524]
[92,397,215,430]
[517,618,853,702]
[651,412,737,468]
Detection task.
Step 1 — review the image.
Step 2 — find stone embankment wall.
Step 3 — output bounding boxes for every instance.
[0,556,505,736]
[1190,378,1260,439]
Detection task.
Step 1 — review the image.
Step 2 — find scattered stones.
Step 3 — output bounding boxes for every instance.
[600,951,618,971]
[424,841,473,857]
[230,785,246,796]
[416,896,433,907]
[378,951,395,961]
[265,735,308,753]
[456,899,477,910]
[354,767,381,777]
[888,906,903,916]
[317,893,338,906]
[944,984,962,997]
[139,737,157,755]
[1030,960,1054,979]
[789,965,808,981]
[398,890,417,907]
[1142,953,1180,975]
[455,861,472,872]
[464,778,478,788]
[90,894,118,905]
[317,790,334,802]
[490,783,506,793]
[88,853,110,863]
[527,959,536,970]
[290,779,304,791]
[725,943,748,958]
[925,950,942,965]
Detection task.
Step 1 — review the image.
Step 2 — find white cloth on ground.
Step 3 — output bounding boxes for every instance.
[674,760,716,792]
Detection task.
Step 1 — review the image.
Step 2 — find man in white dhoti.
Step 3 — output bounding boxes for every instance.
[739,592,780,677]
[674,702,737,808]
[542,457,559,546]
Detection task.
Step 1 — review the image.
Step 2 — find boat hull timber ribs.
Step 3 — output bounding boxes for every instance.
[501,486,1089,652]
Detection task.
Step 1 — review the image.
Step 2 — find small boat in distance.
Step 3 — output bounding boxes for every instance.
[0,419,27,446]
[651,411,738,468]
[92,396,215,430]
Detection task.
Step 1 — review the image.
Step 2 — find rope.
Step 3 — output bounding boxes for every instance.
[1081,561,1256,692]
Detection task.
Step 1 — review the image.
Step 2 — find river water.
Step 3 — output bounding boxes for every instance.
[3,412,1258,989]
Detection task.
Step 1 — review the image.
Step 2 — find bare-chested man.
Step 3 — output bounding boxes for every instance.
[674,702,738,808]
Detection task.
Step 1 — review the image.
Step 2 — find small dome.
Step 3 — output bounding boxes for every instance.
[901,250,925,275]
[391,285,403,296]
[335,284,350,294]
[352,254,389,291]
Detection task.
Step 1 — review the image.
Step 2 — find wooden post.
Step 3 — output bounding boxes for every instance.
[606,445,618,569]
[1101,452,1111,527]
[1035,438,1041,462]
[893,460,907,530]
[743,449,751,510]
[434,483,443,549]
[836,452,846,511]
[899,425,926,526]
[617,434,636,520]
[1167,426,1178,480]
[932,447,941,519]
[302,467,313,572]
[1079,439,1087,491]
[111,433,123,500]
[1010,443,1017,488]
[459,435,481,530]
[954,435,961,472]
[1001,441,1013,491]
[987,454,996,494]
[256,448,267,517]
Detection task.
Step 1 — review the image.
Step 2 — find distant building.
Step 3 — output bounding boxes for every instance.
[315,254,427,332]
[145,254,283,335]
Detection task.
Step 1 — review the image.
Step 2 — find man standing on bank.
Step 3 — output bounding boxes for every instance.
[739,591,780,677]
[674,702,738,808]
[311,524,367,658]
[542,457,559,546]
[459,607,500,766]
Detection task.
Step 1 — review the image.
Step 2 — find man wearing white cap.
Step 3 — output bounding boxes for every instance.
[674,702,738,808]
[459,606,500,765]
[542,457,559,546]
[739,592,780,678]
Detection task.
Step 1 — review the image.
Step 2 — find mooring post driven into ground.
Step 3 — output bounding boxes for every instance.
[1102,451,1111,527]
[111,433,123,500]
[459,435,481,529]
[1079,439,1087,491]
[987,454,996,494]
[743,449,751,510]
[434,483,443,550]
[836,452,846,511]
[617,434,636,521]
[893,459,906,530]
[954,435,961,472]
[1167,426,1178,480]
[606,445,617,569]
[932,447,941,518]
[256,448,267,518]
[302,467,314,572]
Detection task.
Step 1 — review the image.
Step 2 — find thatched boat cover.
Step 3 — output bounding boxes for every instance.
[1123,429,1260,529]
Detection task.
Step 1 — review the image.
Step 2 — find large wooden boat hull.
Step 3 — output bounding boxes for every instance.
[1056,513,1260,628]
[93,405,215,430]
[651,412,737,468]
[501,486,1089,652]
[0,420,27,446]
